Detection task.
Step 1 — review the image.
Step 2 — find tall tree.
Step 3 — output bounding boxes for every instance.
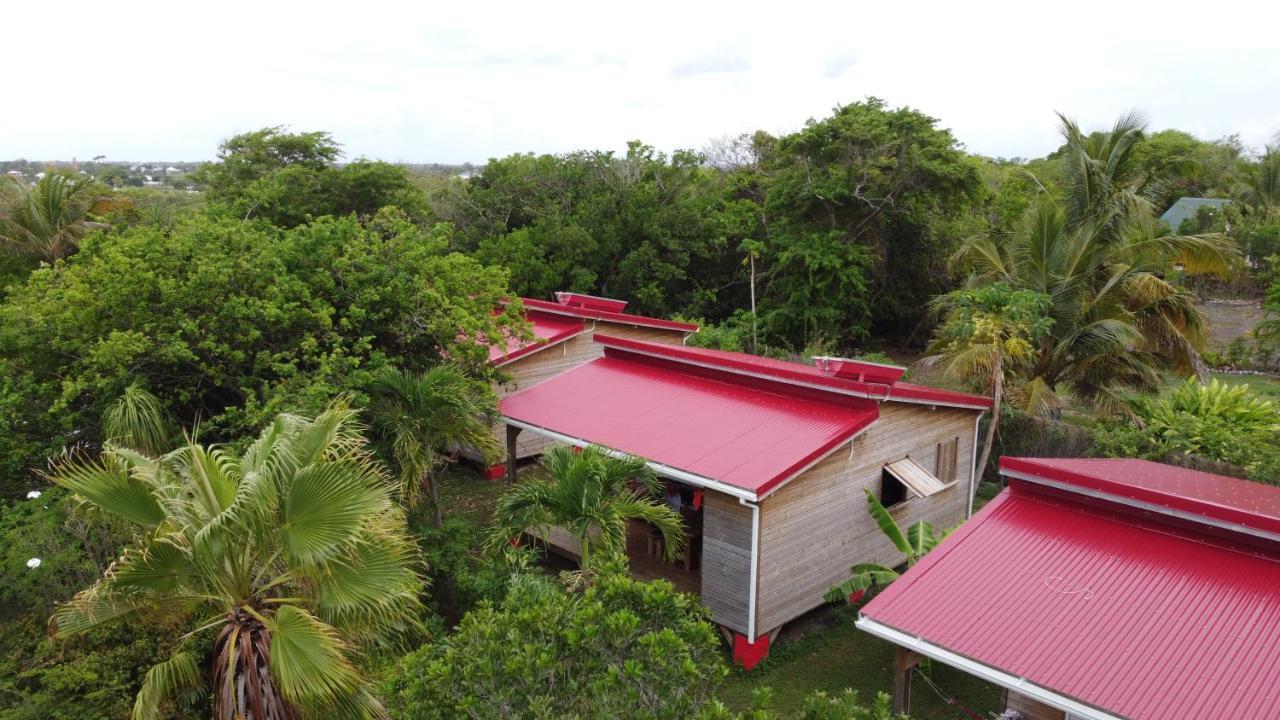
[925,283,1052,478]
[954,114,1242,412]
[0,173,129,262]
[48,401,423,720]
[369,365,500,524]
[192,127,425,226]
[492,445,684,570]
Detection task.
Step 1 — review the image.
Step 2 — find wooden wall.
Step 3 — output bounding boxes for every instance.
[753,403,978,635]
[1005,691,1067,720]
[701,490,753,634]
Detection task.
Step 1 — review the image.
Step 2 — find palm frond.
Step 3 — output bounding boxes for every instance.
[268,605,361,711]
[132,651,203,720]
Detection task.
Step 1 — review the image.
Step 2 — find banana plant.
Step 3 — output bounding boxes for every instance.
[825,489,950,603]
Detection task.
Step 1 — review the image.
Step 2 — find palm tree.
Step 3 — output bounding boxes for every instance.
[0,173,130,262]
[925,283,1051,481]
[825,490,947,602]
[953,113,1242,413]
[1234,145,1280,213]
[49,400,423,720]
[369,364,499,525]
[102,381,175,457]
[492,445,685,570]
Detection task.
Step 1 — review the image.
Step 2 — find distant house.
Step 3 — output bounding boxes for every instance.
[1159,196,1230,230]
[479,292,697,477]
[499,335,991,667]
[858,457,1280,719]
[4,170,23,177]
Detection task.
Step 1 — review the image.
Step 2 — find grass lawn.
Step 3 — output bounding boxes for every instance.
[718,603,1002,718]
[1210,371,1280,399]
[434,462,508,524]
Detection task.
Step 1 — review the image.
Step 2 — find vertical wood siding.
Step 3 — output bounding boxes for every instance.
[701,490,753,633]
[753,403,978,634]
[1005,691,1067,720]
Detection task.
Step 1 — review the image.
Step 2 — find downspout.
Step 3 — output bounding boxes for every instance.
[967,412,985,518]
[738,496,761,642]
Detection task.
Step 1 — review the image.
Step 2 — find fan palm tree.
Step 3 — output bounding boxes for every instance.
[825,489,947,602]
[492,445,685,570]
[952,113,1242,413]
[369,364,499,525]
[48,400,423,720]
[0,173,131,262]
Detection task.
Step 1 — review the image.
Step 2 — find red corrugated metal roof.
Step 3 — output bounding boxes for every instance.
[1002,456,1280,539]
[500,354,878,496]
[487,311,585,365]
[595,334,992,410]
[861,458,1280,720]
[517,297,699,333]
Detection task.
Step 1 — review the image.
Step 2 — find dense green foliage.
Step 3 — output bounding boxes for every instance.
[4,111,1280,718]
[1093,379,1280,482]
[385,566,726,720]
[826,489,949,602]
[440,100,982,349]
[49,401,425,718]
[0,209,520,497]
[954,114,1240,413]
[192,127,426,227]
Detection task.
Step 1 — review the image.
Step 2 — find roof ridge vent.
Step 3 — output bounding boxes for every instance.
[554,292,629,313]
[812,356,907,385]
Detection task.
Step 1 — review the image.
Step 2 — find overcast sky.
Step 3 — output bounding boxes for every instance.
[5,1,1279,164]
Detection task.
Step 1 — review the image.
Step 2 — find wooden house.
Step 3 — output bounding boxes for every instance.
[498,334,991,667]
[858,457,1280,720]
[479,293,698,477]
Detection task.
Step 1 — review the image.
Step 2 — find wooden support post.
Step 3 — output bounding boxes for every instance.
[505,425,521,485]
[892,646,921,715]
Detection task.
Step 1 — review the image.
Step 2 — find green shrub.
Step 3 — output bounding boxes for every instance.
[1139,378,1279,467]
[386,564,726,720]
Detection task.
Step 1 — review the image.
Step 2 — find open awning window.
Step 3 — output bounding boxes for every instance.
[884,457,954,498]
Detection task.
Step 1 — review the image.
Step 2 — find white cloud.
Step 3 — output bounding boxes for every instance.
[2,0,1277,163]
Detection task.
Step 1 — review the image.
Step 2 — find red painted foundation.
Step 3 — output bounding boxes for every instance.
[484,463,506,481]
[732,633,771,670]
[847,589,866,604]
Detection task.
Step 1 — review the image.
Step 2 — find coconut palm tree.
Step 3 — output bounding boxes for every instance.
[924,283,1051,480]
[0,173,130,262]
[1234,145,1280,213]
[369,364,499,525]
[952,113,1242,413]
[48,400,423,720]
[825,489,947,602]
[492,445,685,570]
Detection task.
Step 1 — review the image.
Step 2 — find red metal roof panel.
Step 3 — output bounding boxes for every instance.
[594,334,992,410]
[518,297,699,333]
[487,310,585,365]
[499,355,878,495]
[861,473,1280,720]
[1001,457,1280,538]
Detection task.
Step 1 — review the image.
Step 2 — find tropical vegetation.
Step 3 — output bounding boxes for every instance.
[3,103,1280,719]
[825,490,949,602]
[492,445,685,569]
[370,365,500,523]
[48,400,423,718]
